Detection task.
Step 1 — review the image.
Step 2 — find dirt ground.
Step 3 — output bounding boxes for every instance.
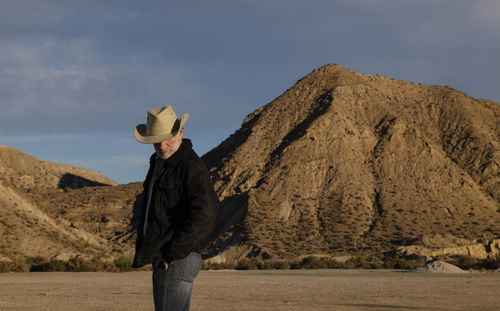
[0,269,499,311]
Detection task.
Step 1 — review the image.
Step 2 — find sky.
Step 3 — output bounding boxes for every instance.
[1,0,499,184]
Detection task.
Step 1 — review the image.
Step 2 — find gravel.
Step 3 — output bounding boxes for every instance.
[414,260,467,273]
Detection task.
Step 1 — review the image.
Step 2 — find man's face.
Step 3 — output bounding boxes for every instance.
[154,128,183,160]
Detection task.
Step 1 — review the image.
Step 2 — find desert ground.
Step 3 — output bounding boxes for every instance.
[1,269,499,311]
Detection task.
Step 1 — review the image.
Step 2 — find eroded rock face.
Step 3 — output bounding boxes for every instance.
[203,64,500,262]
[396,239,500,259]
[490,240,500,257]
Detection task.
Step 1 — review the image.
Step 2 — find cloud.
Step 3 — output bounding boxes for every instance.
[0,32,201,134]
[0,64,111,126]
[469,0,500,28]
[0,39,55,65]
[68,155,147,170]
[0,133,97,143]
[66,37,95,62]
[1,0,498,138]
[3,66,109,92]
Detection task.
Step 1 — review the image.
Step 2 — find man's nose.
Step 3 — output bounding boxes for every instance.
[161,141,172,148]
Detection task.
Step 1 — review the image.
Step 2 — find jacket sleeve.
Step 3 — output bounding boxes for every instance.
[162,159,219,262]
[132,154,156,268]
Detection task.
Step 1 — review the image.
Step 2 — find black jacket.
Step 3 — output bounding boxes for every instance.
[132,139,219,267]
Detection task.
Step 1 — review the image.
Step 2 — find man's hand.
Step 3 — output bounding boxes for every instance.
[155,254,169,270]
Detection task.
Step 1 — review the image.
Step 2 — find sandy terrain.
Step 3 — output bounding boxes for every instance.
[0,269,499,311]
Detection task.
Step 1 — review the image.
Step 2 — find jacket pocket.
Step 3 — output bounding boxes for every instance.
[155,180,180,213]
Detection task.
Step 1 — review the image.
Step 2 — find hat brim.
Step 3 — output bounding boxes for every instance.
[134,114,189,144]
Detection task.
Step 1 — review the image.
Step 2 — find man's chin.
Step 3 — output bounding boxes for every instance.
[156,152,171,160]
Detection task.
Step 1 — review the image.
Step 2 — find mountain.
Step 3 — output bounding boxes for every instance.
[0,146,140,262]
[0,146,118,192]
[202,64,500,262]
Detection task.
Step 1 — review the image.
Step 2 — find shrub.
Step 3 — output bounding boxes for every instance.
[447,255,478,270]
[478,255,500,270]
[383,255,425,270]
[325,259,346,269]
[65,256,104,272]
[300,256,328,269]
[270,261,291,270]
[346,256,370,269]
[0,261,28,272]
[443,255,500,271]
[21,256,139,273]
[298,256,346,269]
[37,259,68,272]
[235,259,259,270]
[202,262,235,270]
[113,257,134,272]
[27,256,51,272]
[350,255,385,269]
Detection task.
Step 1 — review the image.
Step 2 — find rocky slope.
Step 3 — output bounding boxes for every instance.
[0,146,135,262]
[202,64,500,262]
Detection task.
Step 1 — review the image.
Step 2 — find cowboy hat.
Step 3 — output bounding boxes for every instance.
[134,105,189,144]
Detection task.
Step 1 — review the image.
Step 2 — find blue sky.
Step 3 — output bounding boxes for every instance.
[1,0,499,184]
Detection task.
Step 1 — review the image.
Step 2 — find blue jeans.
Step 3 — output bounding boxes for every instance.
[152,252,202,311]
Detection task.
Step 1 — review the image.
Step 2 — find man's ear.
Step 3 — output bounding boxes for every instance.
[178,127,184,137]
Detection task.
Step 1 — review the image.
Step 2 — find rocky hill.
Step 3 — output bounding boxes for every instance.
[0,146,117,191]
[0,146,140,263]
[202,64,500,263]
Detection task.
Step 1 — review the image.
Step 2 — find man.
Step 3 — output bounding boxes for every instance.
[132,105,219,311]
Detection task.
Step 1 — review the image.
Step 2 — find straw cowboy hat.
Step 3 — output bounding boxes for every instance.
[135,105,189,144]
